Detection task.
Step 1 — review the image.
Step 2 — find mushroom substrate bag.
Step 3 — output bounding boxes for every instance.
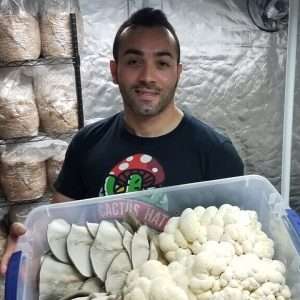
[0,142,47,202]
[0,0,40,62]
[34,65,78,135]
[0,138,68,202]
[0,68,39,139]
[8,196,49,224]
[46,140,68,190]
[40,0,83,58]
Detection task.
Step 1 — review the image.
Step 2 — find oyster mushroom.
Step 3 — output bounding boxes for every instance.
[123,230,133,260]
[67,224,94,278]
[90,220,123,281]
[86,222,99,238]
[47,218,71,263]
[131,225,150,269]
[124,212,142,232]
[149,239,159,260]
[89,293,119,300]
[58,291,90,300]
[114,220,127,236]
[39,255,84,300]
[105,251,132,295]
[121,221,134,234]
[80,277,104,293]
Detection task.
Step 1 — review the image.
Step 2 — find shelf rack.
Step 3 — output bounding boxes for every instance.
[0,13,84,135]
[0,13,84,206]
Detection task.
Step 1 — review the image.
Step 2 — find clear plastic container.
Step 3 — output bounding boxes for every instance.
[5,175,300,300]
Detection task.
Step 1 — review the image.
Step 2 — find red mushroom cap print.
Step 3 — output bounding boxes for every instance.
[104,154,165,195]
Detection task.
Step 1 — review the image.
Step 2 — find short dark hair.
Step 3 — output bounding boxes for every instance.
[112,7,181,63]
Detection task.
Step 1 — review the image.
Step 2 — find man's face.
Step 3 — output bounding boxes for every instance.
[110,26,182,117]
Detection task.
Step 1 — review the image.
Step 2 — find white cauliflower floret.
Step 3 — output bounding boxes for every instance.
[211,213,224,227]
[164,251,176,262]
[159,232,178,253]
[124,249,291,300]
[175,248,192,261]
[191,251,291,299]
[139,259,170,279]
[253,239,274,259]
[190,240,202,254]
[123,260,189,300]
[192,241,234,277]
[210,287,246,300]
[179,208,202,242]
[189,274,215,293]
[174,229,189,248]
[206,224,224,242]
[159,204,276,260]
[194,206,206,221]
[155,204,292,300]
[164,217,180,234]
[168,261,189,290]
[199,206,218,225]
[219,204,241,225]
[221,254,290,298]
[124,287,147,300]
[149,277,189,300]
[201,241,236,259]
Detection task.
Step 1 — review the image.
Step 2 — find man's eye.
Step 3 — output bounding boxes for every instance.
[158,61,170,68]
[127,59,141,65]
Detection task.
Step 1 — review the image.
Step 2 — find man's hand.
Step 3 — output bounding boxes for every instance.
[0,222,26,276]
[0,192,72,276]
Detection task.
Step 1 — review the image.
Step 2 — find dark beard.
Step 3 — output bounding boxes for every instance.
[120,78,179,117]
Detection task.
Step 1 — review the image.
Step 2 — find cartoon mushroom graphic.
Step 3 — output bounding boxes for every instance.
[104,154,165,195]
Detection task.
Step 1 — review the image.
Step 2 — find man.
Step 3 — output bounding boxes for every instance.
[0,7,243,275]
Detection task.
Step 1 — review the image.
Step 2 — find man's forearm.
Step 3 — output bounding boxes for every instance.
[52,192,74,203]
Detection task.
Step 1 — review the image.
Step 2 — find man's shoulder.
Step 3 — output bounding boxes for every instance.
[184,113,230,146]
[184,113,244,176]
[71,113,121,147]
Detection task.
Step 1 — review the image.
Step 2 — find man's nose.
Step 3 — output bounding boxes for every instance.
[138,62,156,83]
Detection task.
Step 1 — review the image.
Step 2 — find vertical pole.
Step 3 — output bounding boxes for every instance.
[70,13,84,129]
[281,0,299,206]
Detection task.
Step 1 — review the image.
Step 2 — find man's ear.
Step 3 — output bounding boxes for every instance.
[110,60,118,84]
[177,63,183,78]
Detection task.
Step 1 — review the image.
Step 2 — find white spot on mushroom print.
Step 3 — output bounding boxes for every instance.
[140,154,152,163]
[152,168,158,173]
[126,156,134,162]
[119,162,129,171]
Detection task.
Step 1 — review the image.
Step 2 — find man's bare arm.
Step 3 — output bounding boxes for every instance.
[52,192,74,203]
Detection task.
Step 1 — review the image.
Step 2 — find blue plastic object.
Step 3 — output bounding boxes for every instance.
[287,209,300,235]
[5,251,22,300]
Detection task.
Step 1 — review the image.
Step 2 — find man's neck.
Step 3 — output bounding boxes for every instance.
[123,105,184,138]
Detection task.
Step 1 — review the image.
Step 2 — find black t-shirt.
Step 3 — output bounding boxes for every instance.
[54,112,244,200]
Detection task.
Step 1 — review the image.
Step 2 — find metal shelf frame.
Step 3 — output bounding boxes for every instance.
[0,13,84,206]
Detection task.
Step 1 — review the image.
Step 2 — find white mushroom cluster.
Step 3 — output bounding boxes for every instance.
[138,204,291,300]
[123,241,291,300]
[159,204,274,262]
[123,260,190,300]
[181,241,291,299]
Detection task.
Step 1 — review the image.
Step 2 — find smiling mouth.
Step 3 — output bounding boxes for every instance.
[135,88,160,98]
